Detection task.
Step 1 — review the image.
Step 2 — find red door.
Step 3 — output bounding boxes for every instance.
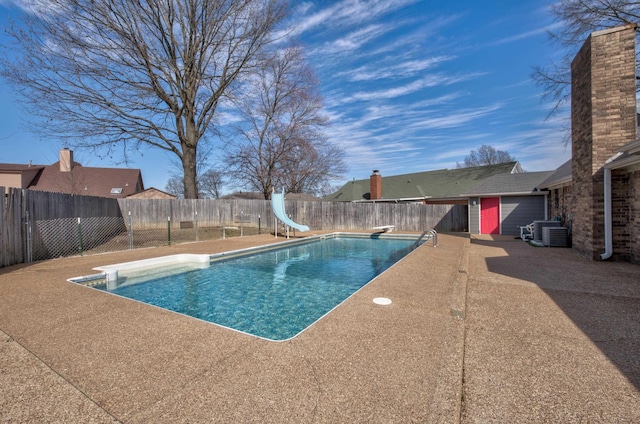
[480,197,500,234]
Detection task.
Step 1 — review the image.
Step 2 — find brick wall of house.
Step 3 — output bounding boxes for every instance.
[570,25,637,260]
[549,185,573,223]
[631,170,640,263]
[611,170,632,261]
[621,168,640,263]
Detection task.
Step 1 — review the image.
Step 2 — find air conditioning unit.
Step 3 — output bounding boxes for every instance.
[542,227,568,247]
[533,220,562,241]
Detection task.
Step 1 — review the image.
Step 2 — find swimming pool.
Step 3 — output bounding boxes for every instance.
[71,233,427,341]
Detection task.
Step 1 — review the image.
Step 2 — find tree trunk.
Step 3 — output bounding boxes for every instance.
[182,144,199,199]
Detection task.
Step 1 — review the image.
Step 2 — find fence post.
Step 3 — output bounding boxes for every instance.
[195,210,199,242]
[167,216,171,245]
[258,214,261,235]
[128,211,133,250]
[77,217,83,256]
[25,210,32,263]
[240,211,244,237]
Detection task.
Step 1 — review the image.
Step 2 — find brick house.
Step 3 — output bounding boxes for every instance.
[544,24,640,263]
[0,148,144,198]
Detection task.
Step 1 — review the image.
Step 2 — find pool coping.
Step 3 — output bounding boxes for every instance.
[2,233,638,422]
[67,232,436,342]
[69,231,431,286]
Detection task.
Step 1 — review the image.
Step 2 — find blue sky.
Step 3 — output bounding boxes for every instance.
[0,0,569,191]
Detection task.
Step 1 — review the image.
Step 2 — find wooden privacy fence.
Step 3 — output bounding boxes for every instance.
[1,188,468,268]
[0,187,24,267]
[1,188,123,267]
[117,198,468,233]
[117,198,274,230]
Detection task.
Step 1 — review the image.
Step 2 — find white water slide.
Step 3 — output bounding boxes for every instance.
[271,188,310,233]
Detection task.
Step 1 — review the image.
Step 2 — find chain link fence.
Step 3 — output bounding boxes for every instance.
[3,190,464,267]
[26,213,261,262]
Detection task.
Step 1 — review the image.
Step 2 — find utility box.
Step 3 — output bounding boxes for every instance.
[533,220,562,242]
[542,227,568,247]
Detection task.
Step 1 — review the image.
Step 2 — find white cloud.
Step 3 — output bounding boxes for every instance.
[0,0,64,16]
[490,21,564,46]
[348,72,482,102]
[322,23,389,54]
[343,55,455,82]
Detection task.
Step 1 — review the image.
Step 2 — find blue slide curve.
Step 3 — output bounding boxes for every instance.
[271,188,310,232]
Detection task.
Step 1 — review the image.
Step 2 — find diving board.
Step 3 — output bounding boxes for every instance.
[372,225,395,233]
[271,188,310,233]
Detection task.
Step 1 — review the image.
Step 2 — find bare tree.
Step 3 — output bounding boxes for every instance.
[225,45,346,199]
[457,145,515,168]
[165,175,184,199]
[532,0,640,116]
[317,182,343,198]
[198,168,225,198]
[165,163,224,198]
[0,0,288,198]
[278,139,347,195]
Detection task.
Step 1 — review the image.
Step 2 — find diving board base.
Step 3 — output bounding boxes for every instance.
[372,225,395,233]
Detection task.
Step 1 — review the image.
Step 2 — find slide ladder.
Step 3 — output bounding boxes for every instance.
[271,188,310,237]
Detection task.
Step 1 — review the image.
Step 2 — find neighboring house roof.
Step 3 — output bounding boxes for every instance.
[539,160,572,189]
[323,162,522,202]
[221,191,266,200]
[222,191,320,201]
[0,163,46,189]
[463,171,555,196]
[1,149,144,198]
[0,163,46,171]
[29,161,143,198]
[126,187,176,199]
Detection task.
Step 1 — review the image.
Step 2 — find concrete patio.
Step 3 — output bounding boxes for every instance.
[1,232,638,423]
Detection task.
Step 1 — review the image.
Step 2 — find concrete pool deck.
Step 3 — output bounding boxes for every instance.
[1,232,639,422]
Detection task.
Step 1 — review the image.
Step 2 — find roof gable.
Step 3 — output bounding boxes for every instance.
[126,187,176,199]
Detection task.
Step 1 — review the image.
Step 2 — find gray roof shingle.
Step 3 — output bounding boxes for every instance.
[463,171,555,196]
[539,160,572,189]
[323,162,521,202]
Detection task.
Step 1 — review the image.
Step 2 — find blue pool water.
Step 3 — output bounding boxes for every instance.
[96,235,422,340]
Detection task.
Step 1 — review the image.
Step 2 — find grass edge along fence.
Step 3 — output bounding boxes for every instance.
[1,189,467,268]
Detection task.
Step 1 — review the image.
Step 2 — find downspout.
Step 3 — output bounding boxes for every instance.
[600,167,613,260]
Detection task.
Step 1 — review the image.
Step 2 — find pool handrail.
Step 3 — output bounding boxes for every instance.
[413,228,437,248]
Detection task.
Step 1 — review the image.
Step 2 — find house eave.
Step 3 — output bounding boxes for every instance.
[604,153,640,170]
[542,176,572,189]
[462,191,549,197]
[352,196,432,203]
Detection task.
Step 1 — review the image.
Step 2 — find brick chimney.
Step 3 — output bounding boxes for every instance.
[370,170,382,200]
[570,24,637,259]
[60,148,74,172]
